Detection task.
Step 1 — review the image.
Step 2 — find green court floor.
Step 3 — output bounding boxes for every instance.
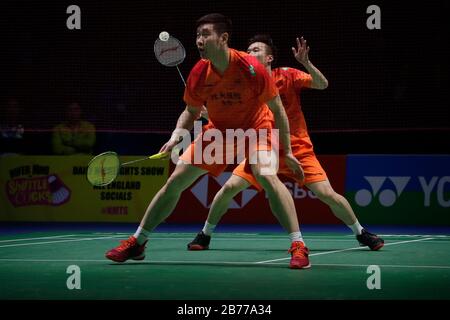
[0,230,449,300]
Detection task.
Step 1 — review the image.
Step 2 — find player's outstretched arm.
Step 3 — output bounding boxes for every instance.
[159,105,201,154]
[292,36,328,89]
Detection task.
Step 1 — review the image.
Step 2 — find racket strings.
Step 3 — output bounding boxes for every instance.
[154,38,186,67]
[90,167,118,175]
[87,153,121,186]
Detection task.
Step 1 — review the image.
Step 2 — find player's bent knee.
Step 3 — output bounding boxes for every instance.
[254,173,278,192]
[219,181,244,199]
[316,188,338,203]
[164,175,190,195]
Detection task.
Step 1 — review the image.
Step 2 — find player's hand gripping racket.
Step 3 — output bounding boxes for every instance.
[154,32,187,86]
[86,151,169,186]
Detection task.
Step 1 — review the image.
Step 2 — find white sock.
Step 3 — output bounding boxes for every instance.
[202,222,216,236]
[289,231,304,244]
[133,226,151,245]
[348,221,364,235]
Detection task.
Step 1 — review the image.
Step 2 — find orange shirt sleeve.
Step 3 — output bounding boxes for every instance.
[183,60,207,107]
[292,68,313,91]
[247,56,279,103]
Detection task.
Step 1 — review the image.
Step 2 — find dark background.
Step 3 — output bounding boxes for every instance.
[1,0,449,154]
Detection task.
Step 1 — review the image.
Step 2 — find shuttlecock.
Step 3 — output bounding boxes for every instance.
[159,31,170,41]
[48,175,71,205]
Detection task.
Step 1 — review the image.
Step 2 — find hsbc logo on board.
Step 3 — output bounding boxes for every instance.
[190,172,258,209]
[190,172,320,208]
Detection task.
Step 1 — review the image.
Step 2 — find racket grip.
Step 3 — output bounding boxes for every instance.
[149,146,181,160]
[148,152,170,160]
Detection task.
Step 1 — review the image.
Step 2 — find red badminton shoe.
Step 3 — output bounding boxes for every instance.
[105,236,147,262]
[288,241,311,269]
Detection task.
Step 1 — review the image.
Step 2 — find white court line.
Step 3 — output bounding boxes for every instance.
[377,234,450,238]
[0,259,107,262]
[1,234,445,249]
[73,233,365,239]
[29,233,359,242]
[149,237,359,242]
[255,237,435,264]
[68,233,450,241]
[0,237,445,269]
[101,235,365,242]
[263,262,450,269]
[0,232,446,250]
[0,258,255,265]
[139,235,363,239]
[0,236,117,248]
[100,236,449,244]
[0,234,76,243]
[317,263,450,269]
[53,233,369,241]
[0,258,449,271]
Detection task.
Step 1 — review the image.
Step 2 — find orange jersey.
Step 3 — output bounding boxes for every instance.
[184,49,278,131]
[272,67,312,139]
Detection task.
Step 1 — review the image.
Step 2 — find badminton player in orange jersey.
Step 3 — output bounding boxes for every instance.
[106,14,311,269]
[188,34,384,252]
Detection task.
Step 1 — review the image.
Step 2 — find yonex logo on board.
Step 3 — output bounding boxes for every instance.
[355,176,450,208]
[355,176,410,207]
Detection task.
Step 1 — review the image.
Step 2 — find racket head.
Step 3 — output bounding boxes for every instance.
[87,151,121,186]
[154,35,186,67]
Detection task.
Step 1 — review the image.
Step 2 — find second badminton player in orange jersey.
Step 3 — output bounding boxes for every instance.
[188,34,384,253]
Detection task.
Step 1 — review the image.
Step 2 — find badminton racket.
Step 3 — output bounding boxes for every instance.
[86,151,170,186]
[154,32,187,86]
[154,32,209,121]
